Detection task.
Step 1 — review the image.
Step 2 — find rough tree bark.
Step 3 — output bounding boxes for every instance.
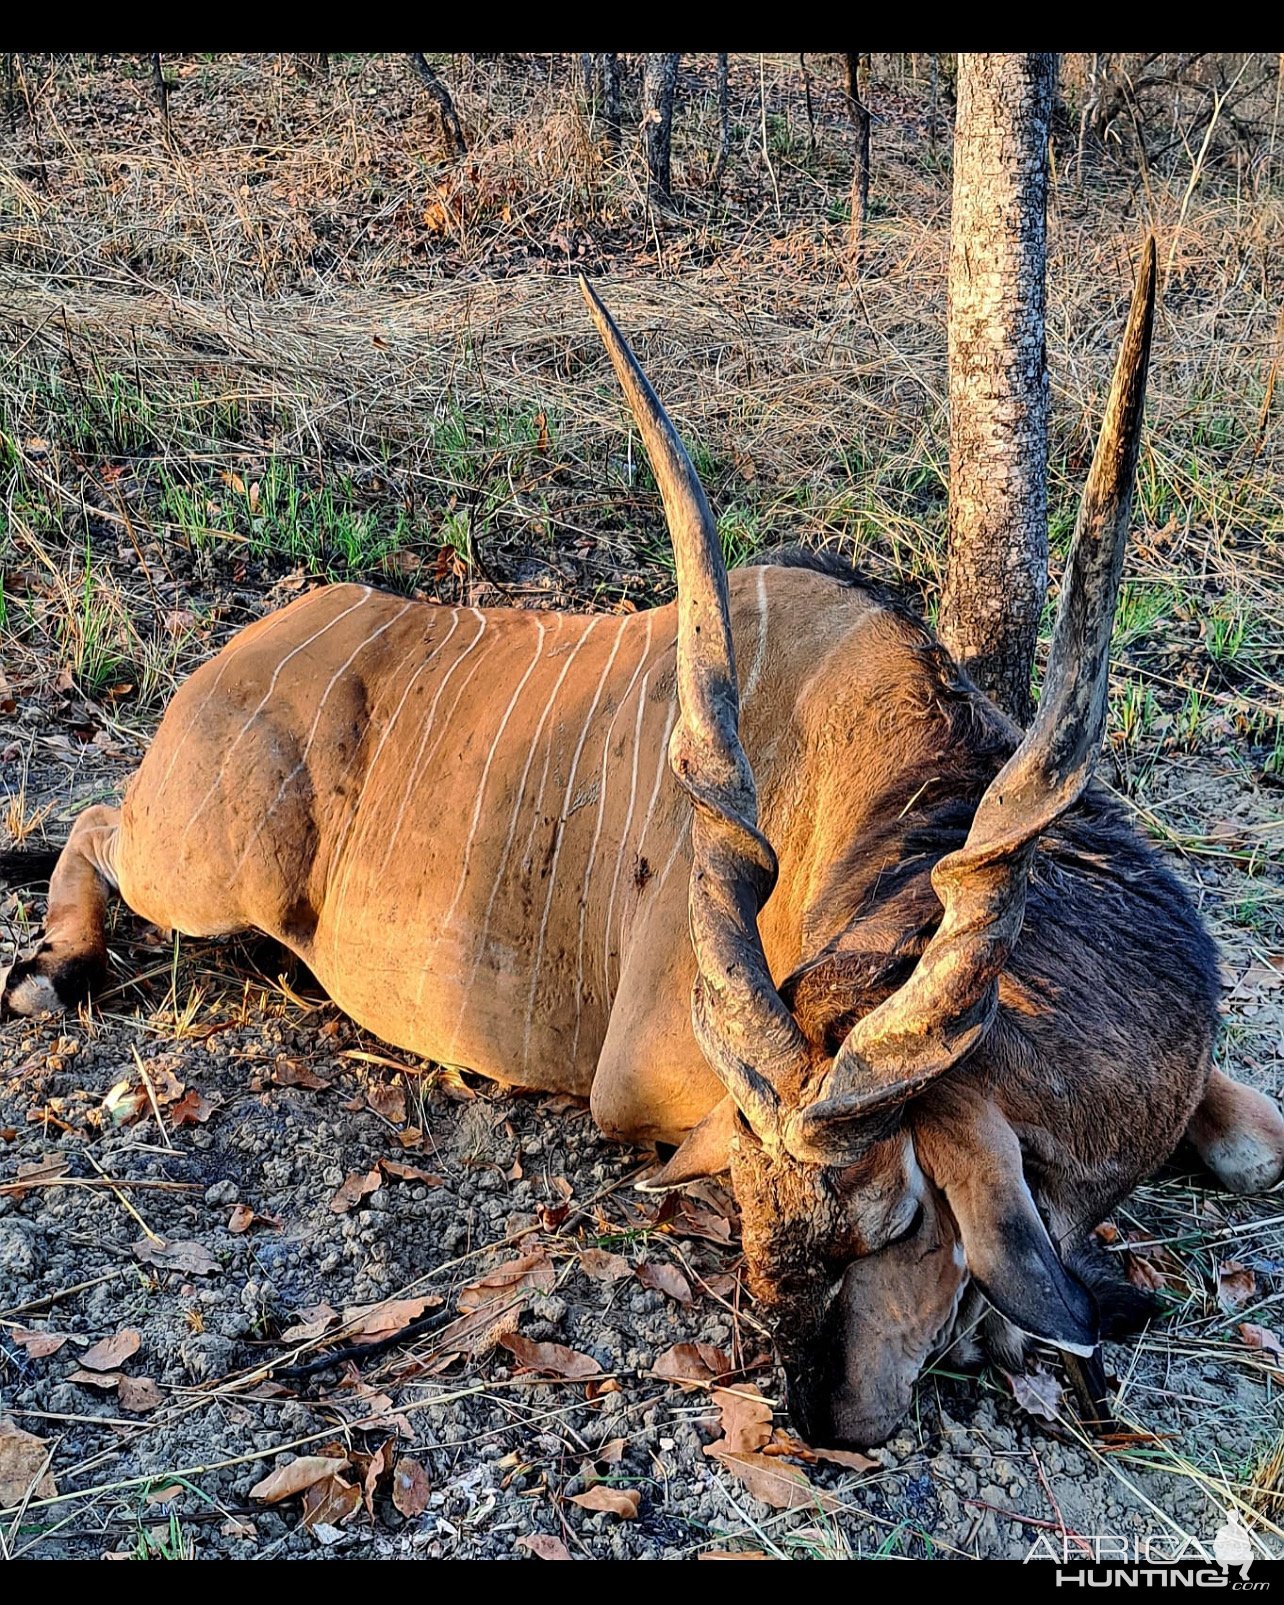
[408,52,467,159]
[713,52,730,188]
[602,53,622,152]
[642,53,680,203]
[845,53,872,264]
[940,52,1056,725]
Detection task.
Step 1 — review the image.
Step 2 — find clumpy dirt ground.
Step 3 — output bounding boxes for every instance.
[1,51,1283,1561]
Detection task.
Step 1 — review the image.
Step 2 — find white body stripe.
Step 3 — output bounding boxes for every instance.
[440,615,547,933]
[179,588,373,854]
[229,602,414,877]
[520,618,628,1067]
[568,616,654,1060]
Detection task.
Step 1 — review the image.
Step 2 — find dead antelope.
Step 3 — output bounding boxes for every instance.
[4,246,1282,1448]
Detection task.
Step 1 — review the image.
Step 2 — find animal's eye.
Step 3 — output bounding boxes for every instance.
[891,1200,924,1244]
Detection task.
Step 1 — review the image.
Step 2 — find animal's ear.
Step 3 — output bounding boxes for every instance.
[913,1089,1098,1354]
[638,1096,738,1192]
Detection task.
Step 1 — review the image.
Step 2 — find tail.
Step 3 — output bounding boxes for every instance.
[0,844,61,889]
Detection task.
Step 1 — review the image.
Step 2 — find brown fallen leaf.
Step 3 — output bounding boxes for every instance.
[1003,1365,1066,1425]
[1217,1261,1257,1315]
[118,1375,164,1414]
[341,1295,442,1345]
[360,1438,394,1518]
[221,1517,257,1540]
[7,1155,71,1196]
[68,1368,124,1390]
[169,1089,215,1127]
[132,1237,219,1276]
[637,1260,694,1306]
[706,1386,772,1454]
[569,1484,640,1518]
[10,1327,70,1358]
[700,1552,772,1560]
[82,1330,141,1373]
[227,1203,282,1235]
[145,1484,186,1505]
[301,1474,362,1530]
[250,1455,351,1504]
[379,1158,444,1186]
[273,1060,328,1091]
[1239,1322,1284,1362]
[710,1449,841,1514]
[280,1303,339,1343]
[102,1080,148,1127]
[391,1456,431,1518]
[651,1343,732,1390]
[367,1080,407,1124]
[0,1420,58,1505]
[807,1444,878,1473]
[1125,1249,1168,1293]
[516,1534,573,1560]
[330,1167,382,1213]
[499,1331,602,1379]
[458,1249,555,1313]
[578,1247,631,1283]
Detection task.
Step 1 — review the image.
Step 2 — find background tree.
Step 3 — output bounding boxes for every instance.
[845,53,872,264]
[408,52,466,159]
[940,52,1056,724]
[642,53,680,203]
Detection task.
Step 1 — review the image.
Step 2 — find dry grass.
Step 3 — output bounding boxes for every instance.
[1,53,1283,1553]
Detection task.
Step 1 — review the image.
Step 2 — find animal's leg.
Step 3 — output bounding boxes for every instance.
[1,805,120,1015]
[1186,1069,1284,1195]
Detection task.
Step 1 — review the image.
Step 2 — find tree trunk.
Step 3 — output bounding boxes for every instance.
[940,53,1055,726]
[151,52,171,136]
[602,52,622,152]
[408,52,467,159]
[845,54,871,264]
[642,53,680,203]
[713,52,730,188]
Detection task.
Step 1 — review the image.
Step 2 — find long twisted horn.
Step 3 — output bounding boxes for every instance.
[792,237,1158,1156]
[579,278,810,1142]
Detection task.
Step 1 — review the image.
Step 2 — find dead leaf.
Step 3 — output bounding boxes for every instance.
[367,1081,407,1124]
[81,1329,141,1371]
[707,1386,772,1454]
[458,1249,555,1313]
[1003,1365,1066,1425]
[0,1420,57,1504]
[249,1455,351,1504]
[391,1456,431,1517]
[145,1484,186,1505]
[379,1158,444,1186]
[6,1154,71,1195]
[118,1376,164,1413]
[170,1089,215,1126]
[227,1204,281,1235]
[499,1332,602,1379]
[341,1295,442,1345]
[596,1438,626,1465]
[700,1552,772,1560]
[651,1343,732,1390]
[807,1444,878,1473]
[710,1449,841,1513]
[132,1237,219,1276]
[570,1484,639,1518]
[360,1438,393,1517]
[516,1534,573,1560]
[1239,1323,1284,1362]
[301,1474,361,1530]
[281,1304,339,1342]
[220,1517,257,1539]
[637,1260,693,1306]
[1125,1249,1168,1293]
[10,1327,70,1358]
[273,1060,329,1090]
[1217,1261,1257,1315]
[69,1368,124,1389]
[330,1166,383,1213]
[579,1248,631,1282]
